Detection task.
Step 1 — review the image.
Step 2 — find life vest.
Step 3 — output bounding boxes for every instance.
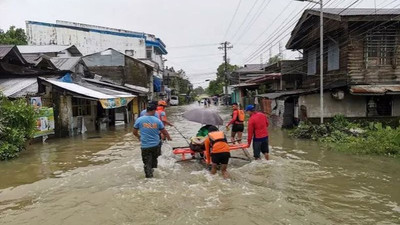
[156,106,165,121]
[235,110,245,122]
[208,131,227,148]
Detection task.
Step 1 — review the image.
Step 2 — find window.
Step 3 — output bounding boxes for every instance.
[307,49,317,75]
[365,27,397,65]
[72,98,92,117]
[328,41,340,71]
[146,47,152,59]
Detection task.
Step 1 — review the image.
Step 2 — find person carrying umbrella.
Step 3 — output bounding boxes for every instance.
[133,103,172,178]
[245,105,269,160]
[204,125,230,179]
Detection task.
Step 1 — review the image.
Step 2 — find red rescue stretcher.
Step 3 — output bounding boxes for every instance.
[173,143,249,161]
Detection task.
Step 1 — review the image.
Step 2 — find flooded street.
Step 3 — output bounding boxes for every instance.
[0,104,399,225]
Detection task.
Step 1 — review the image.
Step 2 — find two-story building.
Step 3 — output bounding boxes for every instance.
[260,8,400,125]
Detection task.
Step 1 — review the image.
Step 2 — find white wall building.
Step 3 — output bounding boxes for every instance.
[25,20,167,78]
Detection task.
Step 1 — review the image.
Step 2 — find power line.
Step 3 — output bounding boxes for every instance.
[222,0,243,41]
[230,0,261,41]
[232,0,273,43]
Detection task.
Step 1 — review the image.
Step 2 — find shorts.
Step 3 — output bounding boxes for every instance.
[253,138,269,159]
[232,124,244,133]
[211,152,230,165]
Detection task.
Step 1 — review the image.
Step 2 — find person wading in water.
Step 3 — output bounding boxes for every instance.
[226,103,245,143]
[245,105,269,160]
[133,104,172,178]
[204,126,231,179]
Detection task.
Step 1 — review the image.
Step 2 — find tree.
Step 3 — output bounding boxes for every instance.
[206,63,238,96]
[0,26,28,45]
[0,94,36,160]
[193,86,205,96]
[268,54,282,65]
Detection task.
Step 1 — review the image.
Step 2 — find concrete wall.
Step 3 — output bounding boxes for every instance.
[298,92,366,118]
[27,23,146,58]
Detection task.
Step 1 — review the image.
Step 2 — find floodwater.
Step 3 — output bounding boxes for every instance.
[0,104,399,225]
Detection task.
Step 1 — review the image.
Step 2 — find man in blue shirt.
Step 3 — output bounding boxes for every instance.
[133,104,171,178]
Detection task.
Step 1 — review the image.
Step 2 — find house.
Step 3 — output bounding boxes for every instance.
[25,20,167,80]
[259,8,400,126]
[38,75,136,137]
[82,48,154,117]
[0,45,60,98]
[229,61,303,108]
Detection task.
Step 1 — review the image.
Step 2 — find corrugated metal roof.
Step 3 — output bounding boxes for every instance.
[17,45,82,56]
[246,73,281,83]
[0,78,37,97]
[310,8,400,16]
[40,77,135,100]
[0,46,14,59]
[50,57,81,71]
[235,64,265,73]
[124,83,150,93]
[350,85,400,95]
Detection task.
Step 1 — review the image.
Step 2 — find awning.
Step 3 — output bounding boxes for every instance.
[257,89,317,99]
[350,85,400,95]
[39,77,136,109]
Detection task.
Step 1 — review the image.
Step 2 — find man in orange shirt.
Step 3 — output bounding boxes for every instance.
[204,126,230,179]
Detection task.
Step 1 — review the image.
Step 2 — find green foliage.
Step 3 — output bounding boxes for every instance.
[290,115,400,157]
[0,94,36,160]
[0,26,28,45]
[206,63,238,96]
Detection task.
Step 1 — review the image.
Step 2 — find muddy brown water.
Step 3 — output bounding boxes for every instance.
[0,104,399,225]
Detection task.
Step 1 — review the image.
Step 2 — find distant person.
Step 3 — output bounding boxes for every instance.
[245,105,269,160]
[204,126,230,179]
[204,99,208,107]
[133,104,172,178]
[226,103,245,143]
[198,100,201,106]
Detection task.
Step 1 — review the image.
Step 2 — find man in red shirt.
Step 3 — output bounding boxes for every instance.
[226,103,245,143]
[245,105,270,160]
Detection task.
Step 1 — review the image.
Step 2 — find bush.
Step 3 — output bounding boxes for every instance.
[290,115,400,157]
[0,95,36,160]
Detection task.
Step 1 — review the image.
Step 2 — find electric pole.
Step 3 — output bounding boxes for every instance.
[218,41,233,105]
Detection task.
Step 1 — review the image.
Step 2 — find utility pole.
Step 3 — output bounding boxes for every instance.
[218,41,233,105]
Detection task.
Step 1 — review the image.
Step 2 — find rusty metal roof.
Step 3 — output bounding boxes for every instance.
[350,85,400,95]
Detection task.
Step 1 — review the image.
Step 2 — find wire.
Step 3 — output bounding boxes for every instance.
[222,0,243,41]
[232,0,273,44]
[230,0,262,41]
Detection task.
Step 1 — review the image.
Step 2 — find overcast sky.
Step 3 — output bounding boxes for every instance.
[0,0,396,87]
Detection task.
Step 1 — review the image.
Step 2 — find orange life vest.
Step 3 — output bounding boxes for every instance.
[208,131,229,153]
[156,106,165,121]
[236,110,245,122]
